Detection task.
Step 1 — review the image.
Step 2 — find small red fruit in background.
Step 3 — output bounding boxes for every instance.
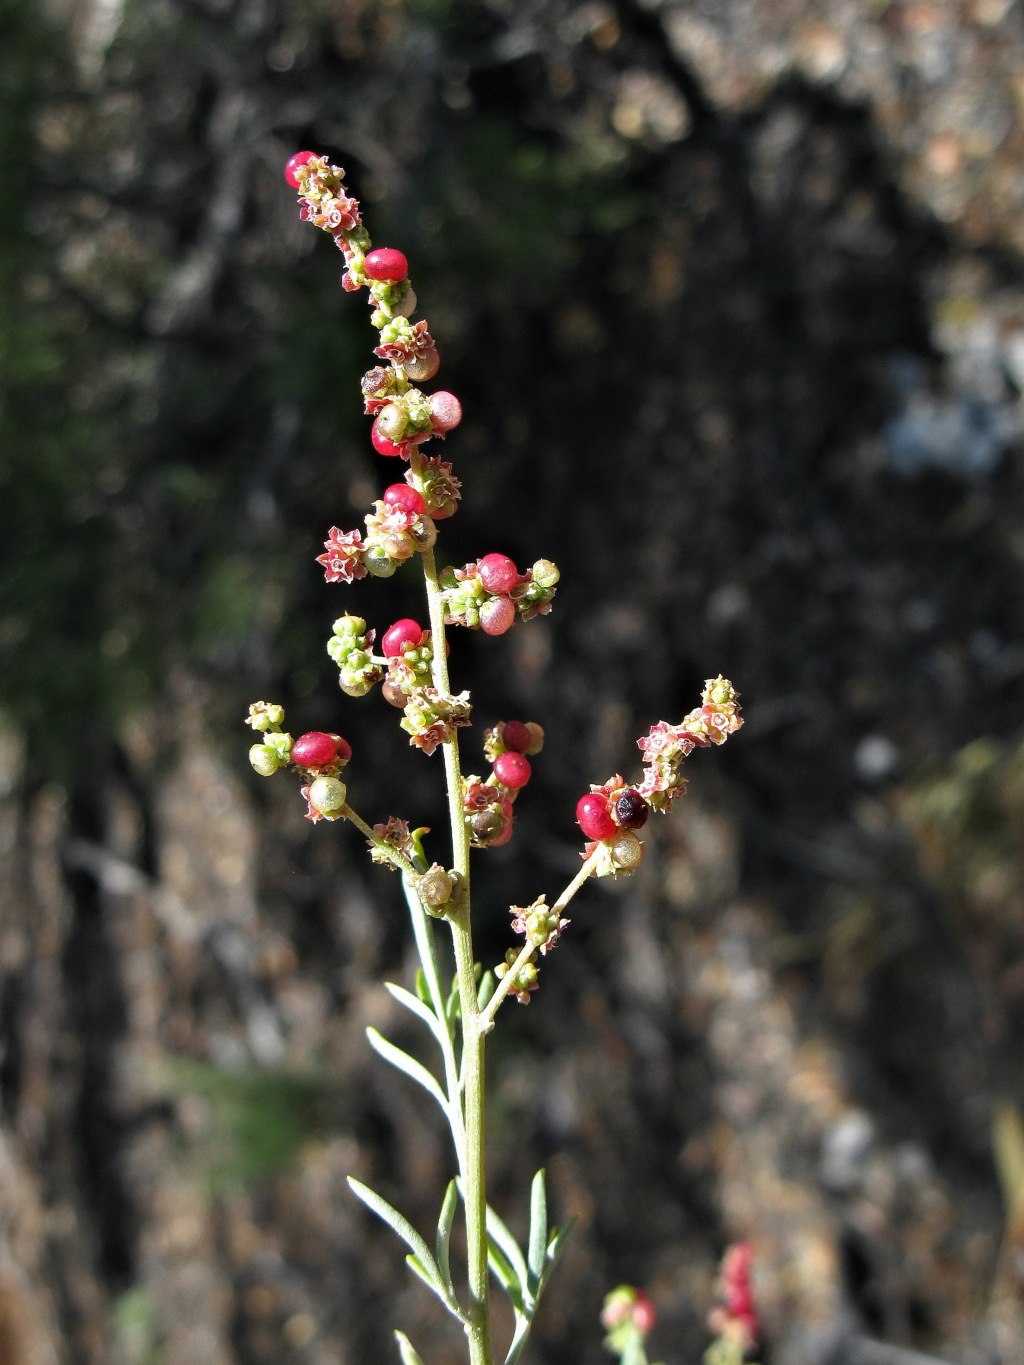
[501,720,531,754]
[382,619,424,657]
[383,483,425,515]
[429,391,462,432]
[576,793,615,842]
[291,731,340,767]
[494,752,531,790]
[478,553,518,594]
[364,248,409,282]
[284,151,317,187]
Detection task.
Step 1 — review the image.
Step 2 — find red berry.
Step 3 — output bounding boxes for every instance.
[371,421,407,458]
[490,818,514,847]
[291,731,339,767]
[494,752,531,790]
[364,248,409,282]
[478,553,518,594]
[332,734,353,763]
[383,483,425,515]
[576,793,615,841]
[479,596,516,636]
[501,720,531,754]
[613,788,649,829]
[382,618,423,657]
[429,391,462,432]
[284,151,318,187]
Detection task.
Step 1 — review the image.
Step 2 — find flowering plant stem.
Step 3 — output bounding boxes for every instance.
[247,151,744,1365]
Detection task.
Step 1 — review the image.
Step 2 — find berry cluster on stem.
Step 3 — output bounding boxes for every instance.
[244,151,744,1365]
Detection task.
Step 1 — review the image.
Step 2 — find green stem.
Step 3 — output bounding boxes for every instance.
[343,803,416,875]
[411,449,490,1365]
[479,850,599,1029]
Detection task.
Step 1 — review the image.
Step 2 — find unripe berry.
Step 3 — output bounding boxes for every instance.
[576,793,615,842]
[376,403,408,443]
[490,818,514,847]
[494,752,531,790]
[381,679,408,708]
[479,596,516,636]
[383,484,425,515]
[381,531,415,560]
[249,744,281,776]
[477,553,518,594]
[284,151,317,187]
[371,421,406,458]
[364,247,409,282]
[403,348,440,383]
[501,720,532,754]
[417,866,454,909]
[471,809,503,842]
[613,788,649,829]
[394,287,417,317]
[382,619,423,657]
[609,830,644,871]
[364,547,398,577]
[333,735,353,763]
[409,517,437,553]
[291,731,338,768]
[524,722,545,755]
[429,391,462,432]
[308,776,347,816]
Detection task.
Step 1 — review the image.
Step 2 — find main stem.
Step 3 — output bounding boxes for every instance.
[414,453,492,1365]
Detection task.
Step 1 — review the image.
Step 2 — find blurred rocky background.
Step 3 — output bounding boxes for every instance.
[4,0,1024,1361]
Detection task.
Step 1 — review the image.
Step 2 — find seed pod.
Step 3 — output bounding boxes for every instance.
[471,809,503,842]
[417,866,454,909]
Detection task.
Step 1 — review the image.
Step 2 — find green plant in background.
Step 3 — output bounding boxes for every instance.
[245,151,744,1365]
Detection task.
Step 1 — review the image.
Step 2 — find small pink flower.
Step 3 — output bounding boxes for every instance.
[316,527,367,583]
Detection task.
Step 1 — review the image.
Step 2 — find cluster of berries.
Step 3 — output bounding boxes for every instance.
[440,553,560,637]
[463,718,544,848]
[246,702,353,823]
[575,678,744,879]
[286,152,461,461]
[601,1286,658,1358]
[706,1243,760,1364]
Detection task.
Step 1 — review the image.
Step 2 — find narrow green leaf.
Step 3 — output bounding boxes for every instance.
[435,1179,458,1295]
[476,969,496,1011]
[446,973,460,1025]
[384,980,452,1051]
[546,1217,575,1270]
[347,1178,445,1291]
[415,968,431,1007]
[504,1313,535,1365]
[485,1202,530,1303]
[394,1330,426,1365]
[486,1238,525,1314]
[365,1028,449,1113]
[527,1168,548,1291]
[405,1254,465,1320]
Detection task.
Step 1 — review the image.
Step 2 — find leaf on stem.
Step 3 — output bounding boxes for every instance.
[527,1168,548,1292]
[394,1330,427,1365]
[485,1201,531,1298]
[486,1237,526,1315]
[365,1028,449,1113]
[476,969,496,1011]
[445,972,460,1026]
[348,1178,467,1322]
[435,1179,458,1296]
[384,980,452,1052]
[415,967,431,1007]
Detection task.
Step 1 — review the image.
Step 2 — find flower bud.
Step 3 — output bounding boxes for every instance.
[333,615,367,637]
[308,776,348,818]
[249,744,281,776]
